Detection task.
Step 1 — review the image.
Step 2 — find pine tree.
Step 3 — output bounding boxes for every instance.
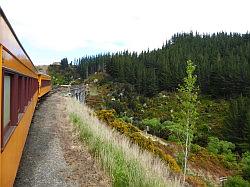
[223,96,250,153]
[60,58,69,70]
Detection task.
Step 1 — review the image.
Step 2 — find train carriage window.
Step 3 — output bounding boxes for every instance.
[26,77,29,103]
[3,75,11,129]
[18,76,22,113]
[24,77,28,106]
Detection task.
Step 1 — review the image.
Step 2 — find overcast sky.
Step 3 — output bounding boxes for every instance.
[1,0,250,65]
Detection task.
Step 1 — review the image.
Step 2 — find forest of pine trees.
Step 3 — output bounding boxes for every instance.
[74,32,250,98]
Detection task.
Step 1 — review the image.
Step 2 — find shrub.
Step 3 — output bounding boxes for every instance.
[193,123,209,147]
[207,137,220,154]
[96,109,116,123]
[142,118,161,133]
[106,100,126,114]
[207,137,235,155]
[207,137,237,169]
[224,176,250,187]
[186,175,207,187]
[141,118,172,139]
[241,152,250,180]
[191,144,203,154]
[120,116,133,123]
[221,152,237,169]
[96,109,181,173]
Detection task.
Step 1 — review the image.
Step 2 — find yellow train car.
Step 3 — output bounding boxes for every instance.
[38,73,52,98]
[0,7,51,186]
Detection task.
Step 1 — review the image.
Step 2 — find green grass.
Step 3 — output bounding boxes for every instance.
[67,98,180,187]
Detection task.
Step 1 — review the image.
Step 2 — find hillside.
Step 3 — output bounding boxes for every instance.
[48,32,250,187]
[84,73,236,186]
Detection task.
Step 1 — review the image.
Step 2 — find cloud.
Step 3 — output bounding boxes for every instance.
[1,0,250,64]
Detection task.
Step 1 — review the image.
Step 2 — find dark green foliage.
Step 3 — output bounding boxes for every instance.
[60,58,69,70]
[106,100,126,114]
[47,58,80,85]
[241,152,250,181]
[76,32,250,98]
[223,97,250,153]
[224,176,250,187]
[76,54,107,79]
[142,118,161,134]
[207,137,235,155]
[207,137,237,169]
[193,123,210,146]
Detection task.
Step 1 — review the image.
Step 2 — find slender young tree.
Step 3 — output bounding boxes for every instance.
[169,60,199,184]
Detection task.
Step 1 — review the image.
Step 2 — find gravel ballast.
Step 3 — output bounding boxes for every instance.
[14,93,110,187]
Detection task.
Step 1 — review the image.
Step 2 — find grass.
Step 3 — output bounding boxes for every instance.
[67,98,181,187]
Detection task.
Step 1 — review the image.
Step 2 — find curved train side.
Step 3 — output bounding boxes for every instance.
[0,7,51,186]
[38,73,52,98]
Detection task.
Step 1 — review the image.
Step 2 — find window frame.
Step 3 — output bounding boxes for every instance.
[41,80,51,87]
[1,67,39,149]
[18,75,22,113]
[1,69,15,147]
[2,72,11,131]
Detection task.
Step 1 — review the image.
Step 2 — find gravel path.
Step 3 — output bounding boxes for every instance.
[14,93,111,187]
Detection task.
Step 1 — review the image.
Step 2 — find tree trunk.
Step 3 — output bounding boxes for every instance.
[183,117,190,185]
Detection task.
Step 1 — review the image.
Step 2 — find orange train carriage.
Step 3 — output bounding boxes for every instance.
[38,73,52,98]
[0,7,51,186]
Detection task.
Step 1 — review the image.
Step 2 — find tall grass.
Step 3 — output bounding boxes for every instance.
[67,98,181,187]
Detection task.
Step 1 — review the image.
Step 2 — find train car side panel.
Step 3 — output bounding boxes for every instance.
[38,74,51,97]
[2,49,37,79]
[0,45,2,185]
[1,91,38,187]
[39,85,51,97]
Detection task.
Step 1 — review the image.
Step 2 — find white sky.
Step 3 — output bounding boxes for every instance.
[1,0,250,65]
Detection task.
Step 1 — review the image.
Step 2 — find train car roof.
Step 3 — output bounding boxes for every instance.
[0,6,37,72]
[38,72,51,80]
[38,72,50,76]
